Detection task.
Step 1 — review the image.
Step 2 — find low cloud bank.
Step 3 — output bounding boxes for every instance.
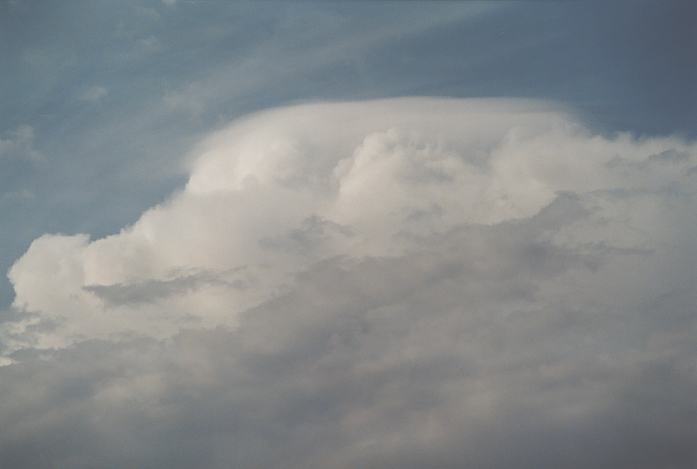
[1,98,696,468]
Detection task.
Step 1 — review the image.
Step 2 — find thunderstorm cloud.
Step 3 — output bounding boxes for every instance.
[1,98,696,468]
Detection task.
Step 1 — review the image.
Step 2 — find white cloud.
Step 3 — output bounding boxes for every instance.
[1,98,696,467]
[6,98,695,354]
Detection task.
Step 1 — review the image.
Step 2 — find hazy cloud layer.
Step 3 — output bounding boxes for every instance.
[1,99,696,468]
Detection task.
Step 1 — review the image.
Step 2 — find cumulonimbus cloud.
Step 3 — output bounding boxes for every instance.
[1,98,696,468]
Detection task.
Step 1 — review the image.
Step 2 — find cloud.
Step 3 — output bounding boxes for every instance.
[1,98,696,468]
[83,269,246,307]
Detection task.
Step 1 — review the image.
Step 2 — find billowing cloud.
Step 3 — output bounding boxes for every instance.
[1,98,696,468]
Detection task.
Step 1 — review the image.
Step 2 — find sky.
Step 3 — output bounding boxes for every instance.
[0,1,696,468]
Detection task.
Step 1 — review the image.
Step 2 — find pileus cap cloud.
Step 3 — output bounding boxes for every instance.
[1,99,696,468]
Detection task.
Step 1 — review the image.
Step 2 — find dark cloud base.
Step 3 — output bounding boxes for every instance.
[1,195,695,469]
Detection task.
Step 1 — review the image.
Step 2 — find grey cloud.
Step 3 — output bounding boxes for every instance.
[260,215,353,256]
[0,191,695,468]
[1,98,695,467]
[0,1,694,464]
[83,270,250,307]
[648,149,691,164]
